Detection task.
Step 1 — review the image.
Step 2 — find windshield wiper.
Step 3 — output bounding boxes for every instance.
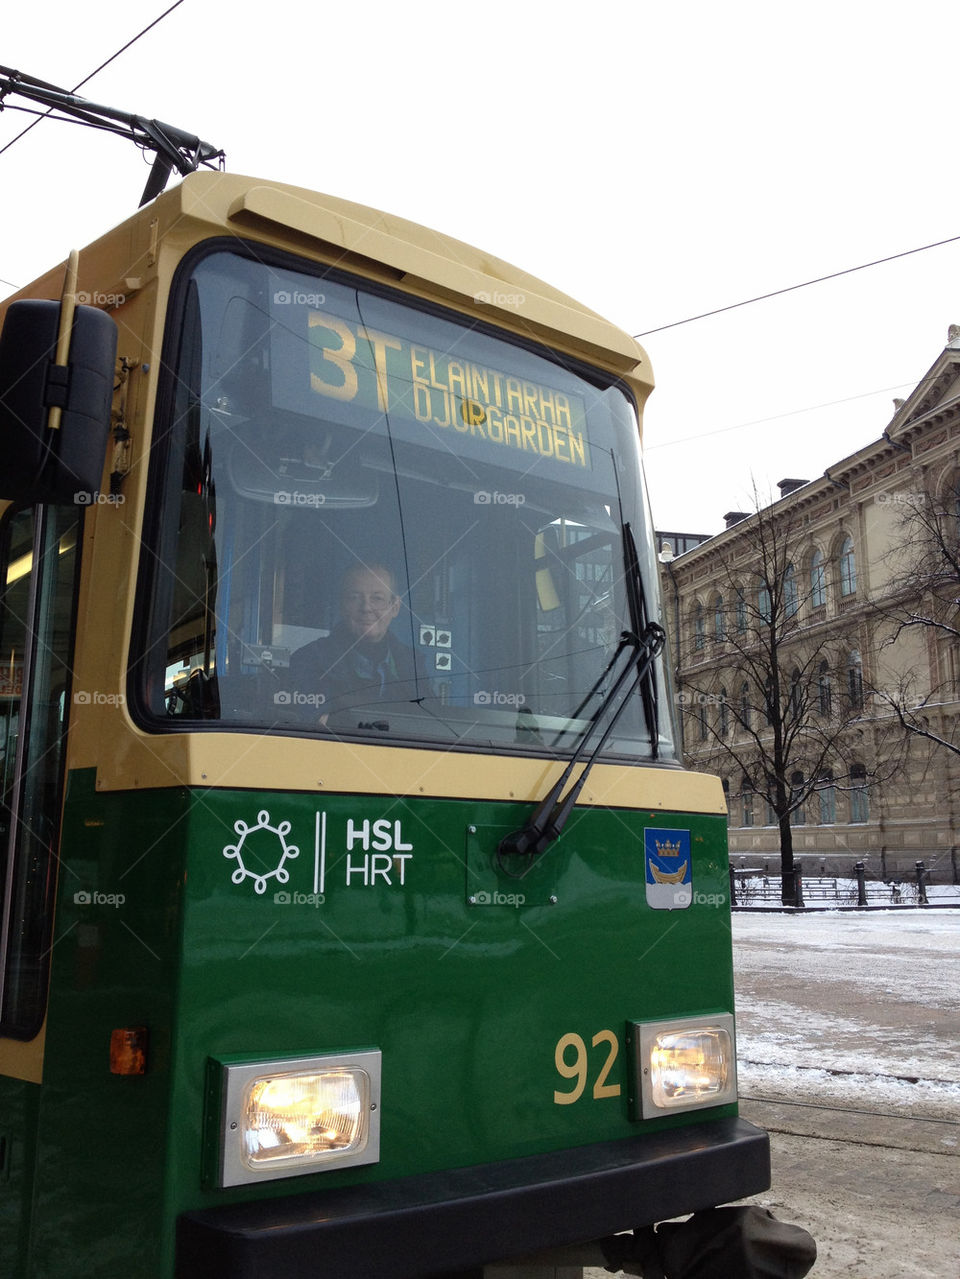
[497,620,665,866]
[621,521,662,760]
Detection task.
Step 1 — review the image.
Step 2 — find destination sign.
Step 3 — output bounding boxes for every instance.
[306,312,591,470]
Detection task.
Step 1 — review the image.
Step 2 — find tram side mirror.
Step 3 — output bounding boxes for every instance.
[0,299,118,504]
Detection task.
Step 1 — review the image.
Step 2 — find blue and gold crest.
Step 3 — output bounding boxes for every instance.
[644,828,692,910]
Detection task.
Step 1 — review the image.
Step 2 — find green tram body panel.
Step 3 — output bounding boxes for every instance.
[4,768,743,1277]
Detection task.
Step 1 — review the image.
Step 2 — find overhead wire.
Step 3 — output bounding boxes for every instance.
[643,379,923,452]
[633,232,960,337]
[0,0,186,161]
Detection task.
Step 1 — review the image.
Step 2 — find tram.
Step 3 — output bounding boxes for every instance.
[0,172,769,1277]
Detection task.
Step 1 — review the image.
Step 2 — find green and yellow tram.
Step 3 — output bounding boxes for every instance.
[0,174,768,1277]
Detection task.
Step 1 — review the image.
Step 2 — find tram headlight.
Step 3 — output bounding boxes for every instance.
[211,1050,381,1187]
[630,1014,737,1118]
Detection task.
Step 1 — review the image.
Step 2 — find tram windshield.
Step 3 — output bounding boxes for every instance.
[140,249,675,761]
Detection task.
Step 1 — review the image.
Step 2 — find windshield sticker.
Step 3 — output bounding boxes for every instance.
[306,312,591,469]
[644,828,692,910]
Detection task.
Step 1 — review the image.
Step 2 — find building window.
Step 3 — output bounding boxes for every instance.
[945,641,960,696]
[719,688,729,736]
[764,675,774,726]
[735,589,747,634]
[784,563,798,618]
[789,771,805,826]
[849,762,869,823]
[722,779,730,825]
[740,680,751,730]
[839,536,857,596]
[818,660,832,716]
[765,798,776,827]
[817,770,835,825]
[757,582,771,624]
[741,784,754,828]
[788,668,802,719]
[694,603,705,651]
[714,595,725,641]
[810,549,826,609]
[699,703,708,741]
[847,650,863,711]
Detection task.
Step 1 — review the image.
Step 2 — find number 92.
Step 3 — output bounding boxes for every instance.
[553,1029,621,1105]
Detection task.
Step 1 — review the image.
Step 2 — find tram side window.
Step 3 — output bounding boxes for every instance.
[0,506,80,1039]
[0,511,32,868]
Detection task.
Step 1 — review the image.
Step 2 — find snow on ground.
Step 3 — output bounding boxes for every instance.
[732,909,960,1113]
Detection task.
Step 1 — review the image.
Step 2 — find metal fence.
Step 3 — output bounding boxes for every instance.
[730,859,960,908]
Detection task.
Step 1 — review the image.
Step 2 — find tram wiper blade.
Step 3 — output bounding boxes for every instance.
[497,622,665,865]
[622,520,662,760]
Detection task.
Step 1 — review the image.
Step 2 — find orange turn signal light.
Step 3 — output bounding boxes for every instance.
[110,1026,148,1075]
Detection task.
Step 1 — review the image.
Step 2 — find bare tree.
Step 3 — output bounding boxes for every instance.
[872,476,960,758]
[674,493,893,906]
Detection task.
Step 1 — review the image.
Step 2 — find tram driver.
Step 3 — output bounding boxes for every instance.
[286,561,427,718]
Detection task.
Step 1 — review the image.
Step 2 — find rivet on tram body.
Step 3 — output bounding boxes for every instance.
[468,825,477,834]
[468,895,477,905]
[549,895,558,905]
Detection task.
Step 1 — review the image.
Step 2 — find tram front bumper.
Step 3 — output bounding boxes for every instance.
[176,1116,769,1279]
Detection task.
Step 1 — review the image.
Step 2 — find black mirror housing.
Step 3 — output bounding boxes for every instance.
[0,299,118,504]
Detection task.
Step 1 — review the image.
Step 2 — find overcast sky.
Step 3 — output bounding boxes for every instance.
[3,1,959,532]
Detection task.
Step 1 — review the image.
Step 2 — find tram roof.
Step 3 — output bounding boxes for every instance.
[5,171,654,419]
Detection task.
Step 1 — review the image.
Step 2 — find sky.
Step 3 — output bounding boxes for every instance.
[2,0,960,533]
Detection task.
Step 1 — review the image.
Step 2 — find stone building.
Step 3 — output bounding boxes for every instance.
[660,328,960,885]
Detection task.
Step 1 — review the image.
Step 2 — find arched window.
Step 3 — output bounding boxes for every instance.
[714,595,726,641]
[789,771,806,825]
[784,563,798,618]
[694,602,705,651]
[817,770,835,824]
[849,763,869,823]
[810,549,826,609]
[740,680,751,730]
[847,650,863,711]
[818,660,832,716]
[839,536,857,596]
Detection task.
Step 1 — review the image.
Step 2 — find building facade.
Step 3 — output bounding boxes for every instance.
[662,329,960,885]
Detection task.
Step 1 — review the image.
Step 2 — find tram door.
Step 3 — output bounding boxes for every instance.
[0,505,81,1043]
